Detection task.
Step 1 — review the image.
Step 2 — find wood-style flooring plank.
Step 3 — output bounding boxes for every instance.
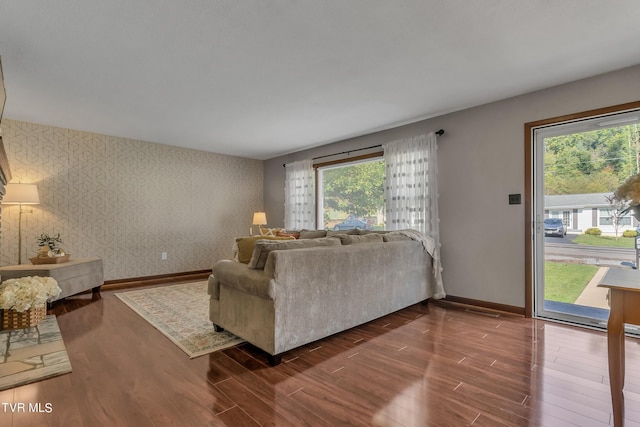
[2,283,640,426]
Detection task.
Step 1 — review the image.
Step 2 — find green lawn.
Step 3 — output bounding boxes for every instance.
[544,261,599,303]
[572,234,635,248]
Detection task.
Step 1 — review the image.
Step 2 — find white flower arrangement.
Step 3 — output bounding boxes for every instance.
[0,276,61,312]
[614,173,640,206]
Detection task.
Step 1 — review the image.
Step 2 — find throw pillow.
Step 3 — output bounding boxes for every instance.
[276,230,300,239]
[338,233,384,245]
[260,227,284,236]
[248,237,341,269]
[235,235,295,264]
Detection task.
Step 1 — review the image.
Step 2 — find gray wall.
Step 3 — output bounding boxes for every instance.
[264,64,640,308]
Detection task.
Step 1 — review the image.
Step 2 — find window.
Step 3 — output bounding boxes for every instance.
[316,156,385,231]
[599,208,632,226]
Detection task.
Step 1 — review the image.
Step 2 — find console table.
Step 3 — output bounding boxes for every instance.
[0,257,104,301]
[597,268,640,427]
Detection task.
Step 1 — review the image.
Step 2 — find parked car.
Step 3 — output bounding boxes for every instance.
[544,218,566,237]
[333,215,374,231]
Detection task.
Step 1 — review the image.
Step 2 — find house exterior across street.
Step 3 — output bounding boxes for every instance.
[544,192,637,235]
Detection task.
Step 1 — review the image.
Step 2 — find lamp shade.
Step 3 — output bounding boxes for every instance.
[252,212,267,226]
[2,183,40,205]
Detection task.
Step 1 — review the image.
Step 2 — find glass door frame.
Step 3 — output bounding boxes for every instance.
[524,101,640,318]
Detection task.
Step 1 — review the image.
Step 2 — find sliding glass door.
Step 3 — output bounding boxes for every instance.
[532,109,640,330]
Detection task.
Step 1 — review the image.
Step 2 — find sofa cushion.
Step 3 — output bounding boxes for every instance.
[236,235,295,264]
[358,229,391,235]
[299,229,327,239]
[383,233,413,242]
[337,233,384,245]
[248,237,341,269]
[326,228,359,236]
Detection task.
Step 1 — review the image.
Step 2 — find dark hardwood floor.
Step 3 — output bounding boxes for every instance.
[1,282,639,426]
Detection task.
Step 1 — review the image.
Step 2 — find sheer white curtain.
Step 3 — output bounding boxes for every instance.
[383,132,444,297]
[284,159,316,230]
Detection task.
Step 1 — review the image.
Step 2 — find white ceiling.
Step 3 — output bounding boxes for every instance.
[1,1,640,160]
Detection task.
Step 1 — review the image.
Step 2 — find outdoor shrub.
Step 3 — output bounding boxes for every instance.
[584,227,602,236]
[623,230,638,237]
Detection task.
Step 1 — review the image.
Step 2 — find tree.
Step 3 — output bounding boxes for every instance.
[604,194,628,240]
[544,124,639,195]
[322,160,384,218]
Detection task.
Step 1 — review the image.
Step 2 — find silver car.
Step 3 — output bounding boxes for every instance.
[544,218,566,237]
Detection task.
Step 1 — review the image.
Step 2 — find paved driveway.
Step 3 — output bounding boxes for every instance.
[544,234,577,244]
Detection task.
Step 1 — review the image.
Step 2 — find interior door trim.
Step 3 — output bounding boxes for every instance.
[524,100,640,317]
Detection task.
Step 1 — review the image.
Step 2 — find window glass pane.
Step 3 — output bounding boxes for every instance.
[318,158,385,231]
[600,217,613,225]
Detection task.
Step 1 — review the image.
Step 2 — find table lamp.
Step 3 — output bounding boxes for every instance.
[251,212,267,236]
[2,183,40,264]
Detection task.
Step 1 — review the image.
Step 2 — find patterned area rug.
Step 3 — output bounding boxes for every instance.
[0,315,72,390]
[115,281,244,358]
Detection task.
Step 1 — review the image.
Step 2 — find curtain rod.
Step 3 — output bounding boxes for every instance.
[283,129,444,167]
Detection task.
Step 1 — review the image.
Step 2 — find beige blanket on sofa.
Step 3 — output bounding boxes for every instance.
[391,229,445,299]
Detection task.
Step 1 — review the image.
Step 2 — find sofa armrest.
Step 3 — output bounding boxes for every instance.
[212,259,274,299]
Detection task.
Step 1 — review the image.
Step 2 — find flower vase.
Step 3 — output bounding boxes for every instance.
[38,246,53,258]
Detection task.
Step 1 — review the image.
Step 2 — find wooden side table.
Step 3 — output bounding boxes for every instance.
[597,268,640,427]
[0,257,104,301]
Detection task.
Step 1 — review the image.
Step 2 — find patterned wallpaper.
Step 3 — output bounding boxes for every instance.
[0,119,263,280]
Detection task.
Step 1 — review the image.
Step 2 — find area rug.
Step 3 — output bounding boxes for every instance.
[0,315,72,391]
[115,281,244,358]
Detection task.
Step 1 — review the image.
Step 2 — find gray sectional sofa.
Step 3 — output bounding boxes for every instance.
[208,230,440,365]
